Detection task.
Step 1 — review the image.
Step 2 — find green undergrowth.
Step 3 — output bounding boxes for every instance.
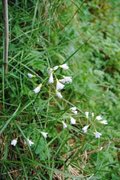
[0,0,120,179]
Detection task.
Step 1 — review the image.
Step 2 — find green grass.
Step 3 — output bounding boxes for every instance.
[0,0,120,179]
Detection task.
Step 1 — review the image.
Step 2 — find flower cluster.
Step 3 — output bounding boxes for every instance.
[83,112,108,138]
[11,138,34,147]
[62,106,78,129]
[29,63,72,99]
[23,63,108,149]
[47,63,72,99]
[61,109,108,139]
[10,131,48,147]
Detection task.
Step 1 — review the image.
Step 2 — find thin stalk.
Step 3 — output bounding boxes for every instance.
[2,0,9,110]
[2,0,9,74]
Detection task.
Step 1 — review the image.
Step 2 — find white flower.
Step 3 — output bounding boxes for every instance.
[82,125,89,133]
[62,121,67,129]
[41,132,48,138]
[96,115,103,121]
[56,91,63,99]
[94,131,102,138]
[99,147,103,151]
[70,107,77,111]
[60,63,69,70]
[27,73,34,78]
[26,139,34,146]
[11,139,17,146]
[48,72,54,84]
[85,112,89,118]
[99,120,108,125]
[70,107,78,114]
[53,66,59,71]
[70,117,76,125]
[33,84,42,94]
[72,110,77,115]
[72,111,78,114]
[91,112,94,117]
[56,80,64,91]
[48,68,53,75]
[59,76,72,84]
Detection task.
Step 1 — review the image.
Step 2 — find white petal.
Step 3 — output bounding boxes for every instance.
[27,73,34,78]
[56,80,64,91]
[70,107,77,111]
[60,64,69,70]
[26,139,34,146]
[99,147,103,151]
[94,131,102,138]
[56,91,63,99]
[11,139,17,146]
[73,110,78,115]
[48,68,53,75]
[59,79,66,84]
[53,66,59,70]
[41,132,48,138]
[82,125,89,133]
[33,84,42,94]
[99,120,108,125]
[85,112,89,118]
[70,117,76,125]
[59,76,72,84]
[70,107,78,114]
[48,72,54,84]
[62,121,67,129]
[91,112,94,117]
[96,115,103,121]
[64,76,72,83]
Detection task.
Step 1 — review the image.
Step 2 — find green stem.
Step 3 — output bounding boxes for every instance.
[2,0,9,73]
